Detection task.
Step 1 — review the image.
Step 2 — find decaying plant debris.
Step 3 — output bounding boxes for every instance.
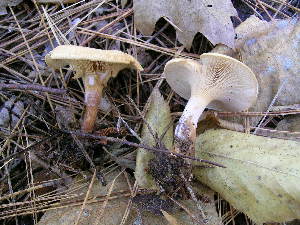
[0,0,300,225]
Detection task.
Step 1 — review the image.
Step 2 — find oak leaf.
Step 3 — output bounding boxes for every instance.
[133,0,237,49]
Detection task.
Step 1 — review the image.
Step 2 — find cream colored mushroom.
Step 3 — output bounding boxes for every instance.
[46,45,142,133]
[164,53,258,155]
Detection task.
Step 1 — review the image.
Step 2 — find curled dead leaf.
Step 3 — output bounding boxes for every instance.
[133,0,237,49]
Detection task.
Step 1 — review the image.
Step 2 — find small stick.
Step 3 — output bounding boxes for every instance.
[216,110,300,117]
[0,83,66,94]
[66,130,226,168]
[172,110,300,117]
[0,130,225,169]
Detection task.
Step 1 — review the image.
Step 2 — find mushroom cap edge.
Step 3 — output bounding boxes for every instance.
[164,53,258,112]
[45,45,143,72]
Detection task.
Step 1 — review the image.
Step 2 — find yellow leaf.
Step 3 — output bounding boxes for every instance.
[135,87,173,189]
[193,129,300,224]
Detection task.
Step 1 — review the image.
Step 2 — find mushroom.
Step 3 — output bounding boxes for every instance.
[46,45,142,132]
[164,53,258,155]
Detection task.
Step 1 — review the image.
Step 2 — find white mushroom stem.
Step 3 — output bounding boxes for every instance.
[82,73,106,133]
[174,95,210,155]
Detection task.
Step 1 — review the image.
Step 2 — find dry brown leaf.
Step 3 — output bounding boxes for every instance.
[37,171,137,225]
[197,112,244,135]
[212,16,300,126]
[193,129,300,224]
[37,171,174,225]
[133,0,237,49]
[37,170,206,225]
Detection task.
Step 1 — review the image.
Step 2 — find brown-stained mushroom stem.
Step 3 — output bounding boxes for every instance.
[81,73,104,132]
[45,45,142,133]
[164,53,258,156]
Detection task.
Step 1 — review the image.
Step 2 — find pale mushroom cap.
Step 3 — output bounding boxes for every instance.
[164,53,258,112]
[45,45,143,78]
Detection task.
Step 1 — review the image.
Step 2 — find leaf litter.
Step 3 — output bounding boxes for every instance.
[133,0,238,49]
[0,0,300,225]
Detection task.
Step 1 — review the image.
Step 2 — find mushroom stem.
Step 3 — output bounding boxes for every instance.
[174,95,210,155]
[82,74,104,133]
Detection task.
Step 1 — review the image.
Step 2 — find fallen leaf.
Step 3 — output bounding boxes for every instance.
[135,87,173,189]
[197,112,244,135]
[161,210,180,225]
[37,170,171,225]
[134,89,223,224]
[193,129,300,224]
[37,170,203,225]
[133,0,237,49]
[211,16,300,126]
[0,0,22,15]
[236,17,300,111]
[37,170,135,225]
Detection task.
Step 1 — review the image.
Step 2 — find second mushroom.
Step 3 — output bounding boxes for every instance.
[46,45,142,133]
[164,53,258,156]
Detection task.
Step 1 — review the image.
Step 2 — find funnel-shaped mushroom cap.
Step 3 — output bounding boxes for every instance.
[164,53,258,112]
[45,45,143,78]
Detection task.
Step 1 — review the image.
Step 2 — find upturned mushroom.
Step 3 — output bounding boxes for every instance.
[164,53,258,156]
[46,45,142,132]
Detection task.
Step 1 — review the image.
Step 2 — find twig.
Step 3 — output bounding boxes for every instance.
[0,180,61,202]
[0,134,60,164]
[210,110,300,117]
[65,130,226,168]
[254,79,287,134]
[0,83,66,94]
[80,8,133,46]
[77,27,200,59]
